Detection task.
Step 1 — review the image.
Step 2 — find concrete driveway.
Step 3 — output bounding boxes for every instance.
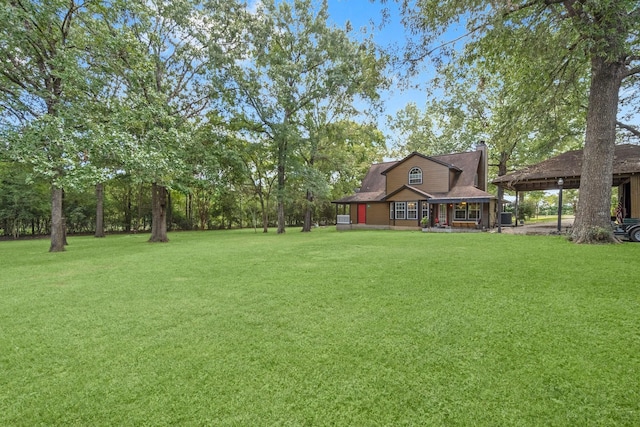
[499,217,574,235]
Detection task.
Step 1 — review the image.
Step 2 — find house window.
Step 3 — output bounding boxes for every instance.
[408,167,422,185]
[454,203,467,220]
[468,203,480,220]
[407,202,418,220]
[389,202,394,219]
[395,202,406,219]
[421,202,429,220]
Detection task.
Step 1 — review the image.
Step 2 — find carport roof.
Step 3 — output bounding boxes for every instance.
[492,144,640,191]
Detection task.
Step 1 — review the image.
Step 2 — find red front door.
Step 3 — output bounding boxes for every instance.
[357,204,367,224]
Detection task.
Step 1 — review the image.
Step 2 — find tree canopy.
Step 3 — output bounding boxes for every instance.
[3,0,639,247]
[391,0,640,243]
[228,0,387,233]
[0,0,390,245]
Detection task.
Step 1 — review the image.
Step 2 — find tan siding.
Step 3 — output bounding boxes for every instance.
[631,175,640,218]
[350,207,357,224]
[385,156,450,194]
[366,203,390,225]
[386,188,424,202]
[452,221,477,228]
[393,219,420,228]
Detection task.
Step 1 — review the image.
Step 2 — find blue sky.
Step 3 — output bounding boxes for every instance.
[325,0,431,139]
[256,0,638,148]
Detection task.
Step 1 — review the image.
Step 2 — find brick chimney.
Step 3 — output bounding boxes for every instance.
[476,141,488,191]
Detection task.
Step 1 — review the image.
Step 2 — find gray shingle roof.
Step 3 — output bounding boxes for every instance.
[492,144,640,191]
[333,150,495,203]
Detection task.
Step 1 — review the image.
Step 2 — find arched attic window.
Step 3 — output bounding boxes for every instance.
[409,167,422,185]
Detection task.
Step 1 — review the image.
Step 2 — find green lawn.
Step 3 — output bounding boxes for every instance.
[1,229,639,426]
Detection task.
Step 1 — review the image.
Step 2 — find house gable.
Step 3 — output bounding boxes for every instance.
[384,185,433,202]
[383,153,452,195]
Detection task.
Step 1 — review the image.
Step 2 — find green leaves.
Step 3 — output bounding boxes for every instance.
[229,0,388,231]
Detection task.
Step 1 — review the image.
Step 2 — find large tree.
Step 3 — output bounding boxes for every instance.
[0,0,105,251]
[396,0,640,243]
[97,0,244,242]
[230,0,387,233]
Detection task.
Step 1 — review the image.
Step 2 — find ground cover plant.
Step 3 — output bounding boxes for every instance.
[1,229,639,425]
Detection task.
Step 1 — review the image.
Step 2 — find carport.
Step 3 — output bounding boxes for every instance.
[491,144,640,232]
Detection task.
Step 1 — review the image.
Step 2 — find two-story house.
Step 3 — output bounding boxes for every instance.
[333,143,497,230]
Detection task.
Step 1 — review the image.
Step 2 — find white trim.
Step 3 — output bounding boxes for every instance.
[468,202,480,220]
[407,201,418,220]
[408,167,422,185]
[395,202,406,220]
[439,204,447,223]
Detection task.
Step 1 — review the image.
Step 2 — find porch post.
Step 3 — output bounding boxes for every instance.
[557,178,564,232]
[514,191,519,227]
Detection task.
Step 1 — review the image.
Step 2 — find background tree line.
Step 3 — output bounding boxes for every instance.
[0,161,358,239]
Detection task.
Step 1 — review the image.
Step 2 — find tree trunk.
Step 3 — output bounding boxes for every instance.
[149,182,169,242]
[259,195,269,233]
[124,185,132,233]
[301,190,313,232]
[277,159,286,234]
[186,192,193,230]
[49,186,65,252]
[95,182,105,238]
[571,56,624,244]
[277,200,285,233]
[166,190,173,231]
[136,183,144,232]
[276,119,289,234]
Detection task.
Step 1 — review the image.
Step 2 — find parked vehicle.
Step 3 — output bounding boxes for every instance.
[614,218,640,242]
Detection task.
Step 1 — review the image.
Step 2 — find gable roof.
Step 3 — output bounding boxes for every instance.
[381,151,462,175]
[432,150,482,187]
[426,186,495,204]
[333,148,495,204]
[492,144,640,191]
[332,161,397,203]
[360,161,397,192]
[383,185,435,201]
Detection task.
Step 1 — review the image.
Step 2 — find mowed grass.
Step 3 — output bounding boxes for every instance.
[1,229,639,426]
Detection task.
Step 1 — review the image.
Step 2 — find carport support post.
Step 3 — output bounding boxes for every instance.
[514,191,519,227]
[497,185,503,233]
[557,178,564,232]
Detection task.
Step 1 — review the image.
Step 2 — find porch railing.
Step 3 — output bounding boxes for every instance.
[337,215,350,225]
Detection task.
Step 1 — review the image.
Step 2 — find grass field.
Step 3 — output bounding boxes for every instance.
[1,228,639,426]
